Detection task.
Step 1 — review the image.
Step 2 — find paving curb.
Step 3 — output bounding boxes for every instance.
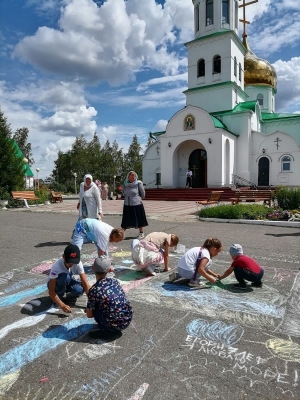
[199,217,300,228]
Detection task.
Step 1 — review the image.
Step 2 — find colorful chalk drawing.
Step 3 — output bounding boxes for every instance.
[1,246,299,399]
[186,319,244,346]
[111,251,132,258]
[4,277,44,293]
[128,383,149,400]
[0,271,14,285]
[0,369,20,395]
[30,262,53,274]
[0,317,94,377]
[0,309,52,339]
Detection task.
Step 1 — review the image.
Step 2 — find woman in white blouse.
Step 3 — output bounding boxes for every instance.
[77,174,103,220]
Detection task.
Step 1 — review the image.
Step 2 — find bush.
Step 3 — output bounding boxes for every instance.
[0,186,12,201]
[34,188,52,203]
[275,186,300,210]
[198,204,275,220]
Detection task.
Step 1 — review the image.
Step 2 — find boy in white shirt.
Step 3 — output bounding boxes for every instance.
[47,244,90,313]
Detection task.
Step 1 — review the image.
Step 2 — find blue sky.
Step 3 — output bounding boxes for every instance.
[0,0,299,179]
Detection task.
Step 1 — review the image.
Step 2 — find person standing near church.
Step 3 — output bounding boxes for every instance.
[121,171,148,239]
[186,168,193,189]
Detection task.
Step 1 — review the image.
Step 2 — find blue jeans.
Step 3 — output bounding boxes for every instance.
[234,267,264,285]
[48,272,83,298]
[72,220,93,249]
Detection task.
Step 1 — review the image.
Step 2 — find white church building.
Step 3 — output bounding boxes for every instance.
[143,0,300,188]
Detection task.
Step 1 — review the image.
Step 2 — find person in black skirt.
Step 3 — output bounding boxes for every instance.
[121,171,148,239]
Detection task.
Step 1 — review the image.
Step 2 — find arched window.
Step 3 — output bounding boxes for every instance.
[282,156,291,172]
[257,94,263,106]
[238,63,242,81]
[195,4,200,32]
[234,57,237,76]
[213,55,221,74]
[206,0,213,26]
[197,59,205,77]
[222,0,229,23]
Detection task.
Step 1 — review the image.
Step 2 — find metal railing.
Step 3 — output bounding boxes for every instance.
[231,174,257,189]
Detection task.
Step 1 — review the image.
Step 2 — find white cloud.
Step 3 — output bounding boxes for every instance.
[137,72,187,91]
[153,119,168,132]
[273,57,300,112]
[13,0,191,86]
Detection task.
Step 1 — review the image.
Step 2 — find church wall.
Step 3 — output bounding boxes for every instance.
[186,86,241,113]
[230,113,252,181]
[245,86,274,113]
[251,131,300,187]
[262,120,300,144]
[187,36,243,89]
[206,134,224,187]
[222,136,235,185]
[142,141,161,187]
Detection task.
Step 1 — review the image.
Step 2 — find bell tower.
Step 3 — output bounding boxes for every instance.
[185,0,247,113]
[193,0,239,39]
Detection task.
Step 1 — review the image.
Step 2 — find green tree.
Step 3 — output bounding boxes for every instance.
[86,132,102,178]
[0,109,24,192]
[13,127,35,166]
[123,135,142,180]
[70,135,89,181]
[99,140,123,186]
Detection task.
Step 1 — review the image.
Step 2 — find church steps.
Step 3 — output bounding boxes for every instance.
[143,188,234,201]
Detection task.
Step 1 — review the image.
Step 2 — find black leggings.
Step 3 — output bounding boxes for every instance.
[234,267,264,285]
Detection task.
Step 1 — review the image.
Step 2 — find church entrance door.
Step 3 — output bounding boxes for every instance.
[189,149,207,188]
[258,157,269,186]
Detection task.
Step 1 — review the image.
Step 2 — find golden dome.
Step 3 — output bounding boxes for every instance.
[243,36,277,89]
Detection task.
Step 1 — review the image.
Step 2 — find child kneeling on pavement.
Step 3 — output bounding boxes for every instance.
[86,257,133,339]
[47,244,90,313]
[169,238,222,287]
[217,244,264,289]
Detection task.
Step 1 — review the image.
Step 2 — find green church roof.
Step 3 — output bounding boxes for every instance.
[261,112,300,121]
[12,140,34,177]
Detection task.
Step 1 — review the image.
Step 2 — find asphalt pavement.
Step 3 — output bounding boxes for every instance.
[0,202,299,400]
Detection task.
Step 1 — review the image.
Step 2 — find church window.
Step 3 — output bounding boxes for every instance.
[184,114,195,131]
[234,57,237,76]
[257,94,263,106]
[197,59,205,77]
[282,156,291,172]
[222,0,229,23]
[238,63,242,81]
[195,4,200,32]
[213,55,221,74]
[206,0,213,26]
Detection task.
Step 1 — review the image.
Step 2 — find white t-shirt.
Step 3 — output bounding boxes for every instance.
[84,219,113,253]
[47,258,84,282]
[178,247,212,273]
[186,170,192,177]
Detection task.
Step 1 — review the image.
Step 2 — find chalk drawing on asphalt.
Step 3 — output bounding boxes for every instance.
[0,271,13,285]
[128,383,149,400]
[0,369,20,395]
[186,319,244,346]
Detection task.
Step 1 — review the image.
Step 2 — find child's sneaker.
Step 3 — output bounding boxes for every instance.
[138,232,144,239]
[251,281,263,287]
[233,283,247,290]
[145,265,156,276]
[188,279,205,288]
[169,271,177,283]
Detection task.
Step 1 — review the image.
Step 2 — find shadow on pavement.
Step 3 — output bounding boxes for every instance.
[265,232,300,237]
[35,241,71,248]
